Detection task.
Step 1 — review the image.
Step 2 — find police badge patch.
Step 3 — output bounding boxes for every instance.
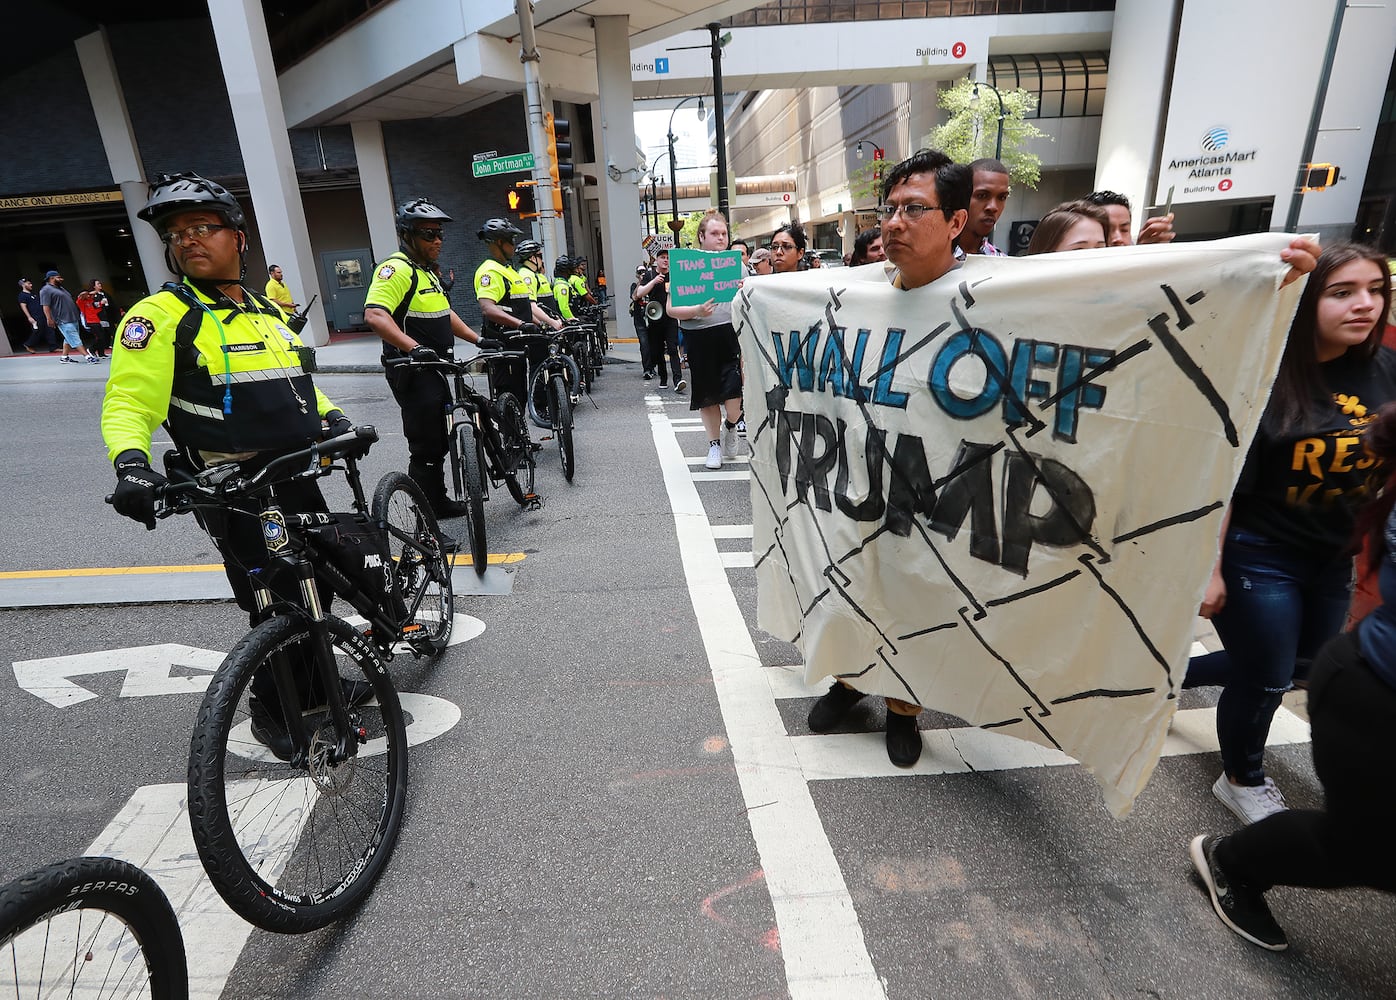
[378,263,396,280]
[479,274,491,287]
[120,317,156,351]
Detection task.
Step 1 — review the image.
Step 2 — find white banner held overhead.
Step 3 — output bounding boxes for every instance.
[736,235,1305,816]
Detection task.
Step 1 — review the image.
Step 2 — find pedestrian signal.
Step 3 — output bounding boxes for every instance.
[1300,163,1340,192]
[507,182,536,217]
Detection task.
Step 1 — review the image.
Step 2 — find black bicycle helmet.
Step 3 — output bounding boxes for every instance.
[138,173,246,231]
[478,218,524,242]
[396,198,451,234]
[513,239,543,264]
[554,255,573,274]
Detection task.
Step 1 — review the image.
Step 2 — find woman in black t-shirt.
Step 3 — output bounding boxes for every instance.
[1186,242,1396,825]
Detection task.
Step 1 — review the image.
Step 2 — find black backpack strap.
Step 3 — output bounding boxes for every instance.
[160,281,208,361]
[387,253,421,333]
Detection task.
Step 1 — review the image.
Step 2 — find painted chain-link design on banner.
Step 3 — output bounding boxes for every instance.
[737,234,1305,815]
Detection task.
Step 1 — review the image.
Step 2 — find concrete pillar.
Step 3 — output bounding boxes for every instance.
[73,29,165,294]
[1093,0,1181,222]
[351,120,400,265]
[206,0,327,345]
[591,16,645,313]
[63,222,109,289]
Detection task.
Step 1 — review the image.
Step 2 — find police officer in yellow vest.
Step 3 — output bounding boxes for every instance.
[474,219,560,401]
[102,173,350,618]
[512,239,553,312]
[570,256,598,309]
[552,256,577,321]
[365,198,487,530]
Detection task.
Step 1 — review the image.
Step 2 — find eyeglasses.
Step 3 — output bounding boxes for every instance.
[874,203,947,222]
[769,241,798,252]
[412,229,445,242]
[161,223,230,246]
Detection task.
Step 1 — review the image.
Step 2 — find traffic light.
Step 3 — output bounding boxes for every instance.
[544,111,572,213]
[1300,163,1340,192]
[506,181,536,217]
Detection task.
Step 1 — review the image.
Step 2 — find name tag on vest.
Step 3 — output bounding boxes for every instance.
[223,343,267,353]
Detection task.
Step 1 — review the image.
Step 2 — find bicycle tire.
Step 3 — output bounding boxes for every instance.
[496,391,537,504]
[0,855,188,1000]
[372,471,460,634]
[452,424,488,577]
[527,366,552,430]
[188,615,408,933]
[550,373,575,482]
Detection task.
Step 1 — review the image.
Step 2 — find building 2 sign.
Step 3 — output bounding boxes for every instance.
[1160,126,1260,200]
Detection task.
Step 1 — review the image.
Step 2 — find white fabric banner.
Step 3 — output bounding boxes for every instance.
[737,234,1305,815]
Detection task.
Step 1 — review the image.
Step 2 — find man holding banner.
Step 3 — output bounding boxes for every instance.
[739,146,1321,806]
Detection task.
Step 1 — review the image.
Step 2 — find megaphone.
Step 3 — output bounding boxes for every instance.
[644,300,664,322]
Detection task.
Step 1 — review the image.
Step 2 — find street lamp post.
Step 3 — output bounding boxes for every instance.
[971,81,1005,160]
[708,23,730,220]
[854,138,885,207]
[666,95,706,238]
[647,150,671,235]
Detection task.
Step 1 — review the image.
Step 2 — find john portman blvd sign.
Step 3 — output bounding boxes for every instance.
[471,153,535,179]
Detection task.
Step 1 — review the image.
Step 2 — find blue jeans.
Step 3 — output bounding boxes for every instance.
[1184,527,1351,785]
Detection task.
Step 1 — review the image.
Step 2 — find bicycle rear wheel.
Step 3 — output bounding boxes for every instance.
[549,373,575,482]
[496,390,537,504]
[0,856,188,1000]
[373,470,460,633]
[527,365,552,430]
[187,615,407,933]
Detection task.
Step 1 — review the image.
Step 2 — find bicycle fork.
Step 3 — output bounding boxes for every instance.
[258,508,362,768]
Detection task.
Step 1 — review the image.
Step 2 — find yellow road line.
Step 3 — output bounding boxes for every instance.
[0,552,527,580]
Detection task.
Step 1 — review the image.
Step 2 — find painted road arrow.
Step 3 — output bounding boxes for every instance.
[12,644,225,707]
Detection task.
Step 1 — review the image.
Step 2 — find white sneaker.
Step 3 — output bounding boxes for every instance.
[720,423,738,460]
[1212,774,1287,825]
[705,442,722,470]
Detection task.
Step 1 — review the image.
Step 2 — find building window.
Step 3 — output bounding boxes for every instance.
[988,52,1109,119]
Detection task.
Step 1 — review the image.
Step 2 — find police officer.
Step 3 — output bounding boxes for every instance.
[103,173,350,610]
[364,198,487,529]
[552,256,577,321]
[513,239,553,313]
[570,256,598,309]
[475,219,560,402]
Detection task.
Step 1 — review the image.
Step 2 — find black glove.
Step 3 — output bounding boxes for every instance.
[409,345,439,363]
[564,318,582,327]
[477,338,504,351]
[324,409,352,438]
[518,322,541,336]
[112,450,167,530]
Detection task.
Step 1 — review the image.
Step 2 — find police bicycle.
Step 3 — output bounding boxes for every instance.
[509,329,581,481]
[113,426,452,933]
[1,856,188,999]
[384,349,542,578]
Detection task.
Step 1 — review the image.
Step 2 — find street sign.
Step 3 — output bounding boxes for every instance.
[471,153,535,179]
[472,150,498,162]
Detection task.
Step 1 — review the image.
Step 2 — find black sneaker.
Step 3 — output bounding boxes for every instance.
[249,698,294,762]
[434,496,470,519]
[642,371,655,381]
[1189,835,1289,951]
[807,681,867,732]
[437,528,459,554]
[885,709,923,767]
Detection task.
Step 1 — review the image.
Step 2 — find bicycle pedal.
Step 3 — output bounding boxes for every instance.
[523,493,543,510]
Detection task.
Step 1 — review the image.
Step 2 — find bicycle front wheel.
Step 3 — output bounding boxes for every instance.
[496,391,537,504]
[373,470,460,634]
[187,615,408,933]
[0,856,187,1000]
[527,366,552,430]
[549,373,575,482]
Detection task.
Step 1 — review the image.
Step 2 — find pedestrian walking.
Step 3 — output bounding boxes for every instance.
[1184,241,1396,823]
[1189,398,1396,952]
[17,277,54,352]
[39,271,96,364]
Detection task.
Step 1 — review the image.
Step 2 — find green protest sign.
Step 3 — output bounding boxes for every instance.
[668,249,744,307]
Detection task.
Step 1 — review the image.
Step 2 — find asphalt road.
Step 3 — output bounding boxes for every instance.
[1,345,1393,1000]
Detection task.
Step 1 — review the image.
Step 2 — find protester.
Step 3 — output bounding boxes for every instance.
[769,221,807,275]
[1190,399,1396,951]
[1024,201,1109,255]
[1184,241,1396,824]
[630,261,654,379]
[75,279,114,359]
[749,248,773,275]
[849,226,885,266]
[1084,190,1175,247]
[731,239,753,275]
[954,157,1010,258]
[634,248,683,391]
[667,211,743,470]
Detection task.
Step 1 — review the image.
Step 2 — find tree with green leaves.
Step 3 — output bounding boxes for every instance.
[924,78,1051,189]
